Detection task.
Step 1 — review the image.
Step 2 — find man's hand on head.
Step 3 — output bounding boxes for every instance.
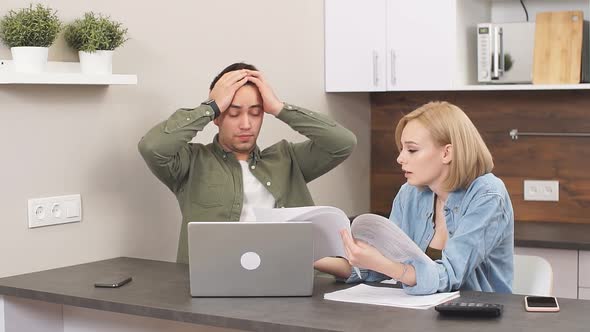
[209,69,249,114]
[245,70,284,116]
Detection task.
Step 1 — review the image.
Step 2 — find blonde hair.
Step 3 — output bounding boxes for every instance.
[395,101,493,191]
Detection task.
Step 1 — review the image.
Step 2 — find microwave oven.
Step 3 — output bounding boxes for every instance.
[477,22,536,83]
[478,21,590,84]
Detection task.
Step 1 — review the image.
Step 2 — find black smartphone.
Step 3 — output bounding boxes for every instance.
[524,296,560,312]
[94,275,132,288]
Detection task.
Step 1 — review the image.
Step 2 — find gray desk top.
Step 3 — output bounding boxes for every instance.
[0,257,589,332]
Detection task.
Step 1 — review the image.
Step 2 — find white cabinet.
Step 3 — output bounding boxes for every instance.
[515,247,578,299]
[324,0,455,92]
[515,248,590,300]
[385,1,455,90]
[579,251,590,288]
[325,0,590,91]
[325,0,387,92]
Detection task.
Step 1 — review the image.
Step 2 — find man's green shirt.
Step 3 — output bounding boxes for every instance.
[138,103,357,263]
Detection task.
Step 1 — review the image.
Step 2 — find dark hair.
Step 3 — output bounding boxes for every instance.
[209,62,258,90]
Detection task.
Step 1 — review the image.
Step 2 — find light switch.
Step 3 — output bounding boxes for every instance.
[66,202,80,218]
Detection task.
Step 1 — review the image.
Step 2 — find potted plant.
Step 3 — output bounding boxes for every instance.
[64,12,128,75]
[0,4,61,73]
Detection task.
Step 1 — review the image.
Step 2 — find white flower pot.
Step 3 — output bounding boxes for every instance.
[10,47,49,73]
[79,50,114,75]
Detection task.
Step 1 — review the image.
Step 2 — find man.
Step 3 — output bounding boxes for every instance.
[138,62,357,263]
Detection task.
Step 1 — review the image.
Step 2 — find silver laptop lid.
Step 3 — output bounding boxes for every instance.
[188,222,314,297]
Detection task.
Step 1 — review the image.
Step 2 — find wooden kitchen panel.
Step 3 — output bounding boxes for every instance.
[533,11,584,84]
[370,90,590,224]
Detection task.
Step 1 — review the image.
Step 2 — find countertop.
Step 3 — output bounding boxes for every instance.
[357,215,590,251]
[1,257,590,331]
[514,221,590,250]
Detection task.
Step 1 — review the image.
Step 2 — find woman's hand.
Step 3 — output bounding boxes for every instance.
[340,230,417,286]
[340,229,391,272]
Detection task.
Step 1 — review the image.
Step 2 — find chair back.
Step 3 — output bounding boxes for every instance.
[512,254,553,296]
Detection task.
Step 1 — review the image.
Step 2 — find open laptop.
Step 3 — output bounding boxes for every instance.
[187,222,314,297]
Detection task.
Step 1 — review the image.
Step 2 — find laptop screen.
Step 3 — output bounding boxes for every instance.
[187,222,314,297]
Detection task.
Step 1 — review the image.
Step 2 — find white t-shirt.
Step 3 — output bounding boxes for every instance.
[238,160,276,221]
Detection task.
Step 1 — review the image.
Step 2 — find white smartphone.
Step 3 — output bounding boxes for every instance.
[524,296,560,312]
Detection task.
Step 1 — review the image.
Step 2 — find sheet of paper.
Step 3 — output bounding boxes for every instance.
[324,284,460,309]
[253,206,351,261]
[351,214,433,266]
[253,206,347,223]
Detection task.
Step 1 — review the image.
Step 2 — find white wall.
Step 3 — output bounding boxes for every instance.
[0,0,370,277]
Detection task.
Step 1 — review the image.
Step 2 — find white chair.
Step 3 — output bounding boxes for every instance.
[512,254,553,296]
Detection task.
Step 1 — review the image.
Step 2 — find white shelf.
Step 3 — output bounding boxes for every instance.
[0,60,137,85]
[456,83,590,91]
[374,83,590,92]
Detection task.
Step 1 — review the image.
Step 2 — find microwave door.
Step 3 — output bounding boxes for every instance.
[500,22,535,83]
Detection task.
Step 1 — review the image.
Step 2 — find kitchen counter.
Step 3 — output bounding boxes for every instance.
[515,221,590,250]
[1,257,590,331]
[356,215,590,251]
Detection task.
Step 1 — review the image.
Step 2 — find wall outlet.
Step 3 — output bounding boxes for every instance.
[524,180,559,202]
[27,194,82,228]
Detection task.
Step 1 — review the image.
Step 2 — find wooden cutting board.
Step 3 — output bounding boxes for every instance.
[533,11,584,84]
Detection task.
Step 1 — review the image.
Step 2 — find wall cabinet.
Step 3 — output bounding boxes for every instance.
[325,0,590,92]
[325,0,455,92]
[325,0,386,92]
[386,1,455,91]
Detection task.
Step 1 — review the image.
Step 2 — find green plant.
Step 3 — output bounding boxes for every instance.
[64,12,128,52]
[0,4,61,47]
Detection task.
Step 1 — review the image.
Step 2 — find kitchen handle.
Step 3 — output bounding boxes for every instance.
[499,27,505,74]
[373,50,379,87]
[390,49,396,86]
[492,26,501,79]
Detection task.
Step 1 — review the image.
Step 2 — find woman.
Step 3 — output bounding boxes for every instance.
[315,101,514,295]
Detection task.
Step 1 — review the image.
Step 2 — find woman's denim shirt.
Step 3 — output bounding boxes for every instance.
[348,173,514,295]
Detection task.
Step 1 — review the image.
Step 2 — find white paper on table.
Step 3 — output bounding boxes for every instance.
[324,284,460,309]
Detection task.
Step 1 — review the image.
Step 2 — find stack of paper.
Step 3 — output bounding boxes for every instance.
[324,284,460,310]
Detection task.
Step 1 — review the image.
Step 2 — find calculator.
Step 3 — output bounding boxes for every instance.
[435,301,503,317]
